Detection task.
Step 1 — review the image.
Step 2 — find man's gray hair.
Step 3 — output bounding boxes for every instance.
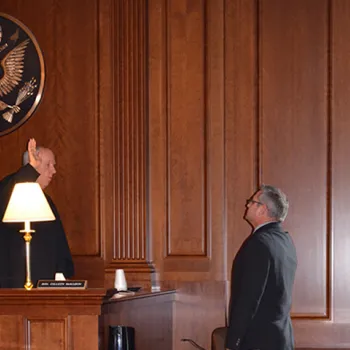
[258,184,289,222]
[22,146,41,165]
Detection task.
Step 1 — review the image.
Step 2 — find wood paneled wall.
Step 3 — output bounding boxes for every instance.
[2,0,350,349]
[225,0,350,348]
[0,0,105,286]
[149,0,225,282]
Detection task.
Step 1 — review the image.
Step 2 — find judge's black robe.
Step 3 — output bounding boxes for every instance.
[0,164,74,288]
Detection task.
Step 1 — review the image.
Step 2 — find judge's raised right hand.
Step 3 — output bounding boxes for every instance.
[28,138,41,170]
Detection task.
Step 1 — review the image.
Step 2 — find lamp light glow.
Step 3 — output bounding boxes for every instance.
[2,182,55,290]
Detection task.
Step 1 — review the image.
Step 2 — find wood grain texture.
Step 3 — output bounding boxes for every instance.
[259,0,329,317]
[149,0,225,277]
[224,0,259,299]
[98,0,115,274]
[71,315,99,350]
[101,290,175,350]
[170,281,226,350]
[0,289,105,350]
[0,316,24,349]
[39,0,100,256]
[292,0,350,347]
[28,319,66,350]
[166,0,207,257]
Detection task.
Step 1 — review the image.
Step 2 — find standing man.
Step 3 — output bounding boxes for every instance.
[0,138,74,288]
[226,185,297,350]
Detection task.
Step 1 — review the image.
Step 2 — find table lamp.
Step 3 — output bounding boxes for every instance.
[2,182,55,290]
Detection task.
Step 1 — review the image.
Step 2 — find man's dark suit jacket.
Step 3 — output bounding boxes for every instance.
[226,222,297,350]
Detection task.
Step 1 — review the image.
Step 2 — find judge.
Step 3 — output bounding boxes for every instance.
[0,138,74,288]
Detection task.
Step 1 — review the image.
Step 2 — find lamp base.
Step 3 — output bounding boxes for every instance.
[24,281,33,290]
[20,227,34,291]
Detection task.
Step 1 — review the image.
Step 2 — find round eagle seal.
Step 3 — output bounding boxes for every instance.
[0,13,45,136]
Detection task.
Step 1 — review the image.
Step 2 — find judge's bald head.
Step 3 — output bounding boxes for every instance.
[23,147,57,189]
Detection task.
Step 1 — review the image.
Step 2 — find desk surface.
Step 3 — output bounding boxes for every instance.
[0,287,106,297]
[102,289,176,305]
[0,288,106,311]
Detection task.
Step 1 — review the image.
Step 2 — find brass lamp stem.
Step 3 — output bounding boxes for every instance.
[20,220,35,290]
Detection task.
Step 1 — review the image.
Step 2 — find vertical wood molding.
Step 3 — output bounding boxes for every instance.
[99,0,116,285]
[148,0,168,278]
[332,0,350,324]
[106,0,153,275]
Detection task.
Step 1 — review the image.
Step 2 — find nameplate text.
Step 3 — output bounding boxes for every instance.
[37,280,87,289]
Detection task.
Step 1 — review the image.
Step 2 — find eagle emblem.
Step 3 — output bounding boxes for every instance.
[0,14,45,136]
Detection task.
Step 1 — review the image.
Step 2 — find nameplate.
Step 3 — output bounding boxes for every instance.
[37,280,87,289]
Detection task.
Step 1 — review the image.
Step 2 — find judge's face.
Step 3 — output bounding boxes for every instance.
[36,148,57,189]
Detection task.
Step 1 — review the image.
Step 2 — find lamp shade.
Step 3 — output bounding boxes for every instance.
[2,182,55,223]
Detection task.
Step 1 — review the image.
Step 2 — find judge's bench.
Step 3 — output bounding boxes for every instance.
[0,288,176,350]
[0,289,105,350]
